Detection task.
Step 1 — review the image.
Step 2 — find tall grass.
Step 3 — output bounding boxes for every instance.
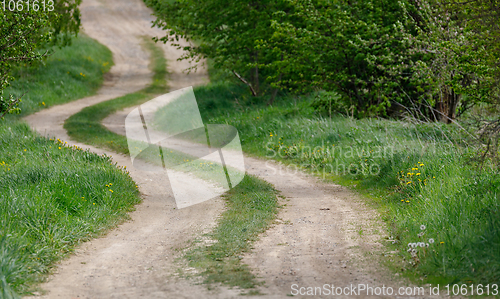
[0,123,140,295]
[4,34,113,117]
[0,35,139,296]
[193,81,500,285]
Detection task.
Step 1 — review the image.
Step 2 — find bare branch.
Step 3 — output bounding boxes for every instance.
[232,70,257,96]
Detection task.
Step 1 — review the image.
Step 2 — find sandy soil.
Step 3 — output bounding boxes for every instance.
[23,0,428,298]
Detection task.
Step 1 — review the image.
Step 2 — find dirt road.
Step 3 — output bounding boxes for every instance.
[24,0,405,297]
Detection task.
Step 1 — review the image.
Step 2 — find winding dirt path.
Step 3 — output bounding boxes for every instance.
[24,0,409,298]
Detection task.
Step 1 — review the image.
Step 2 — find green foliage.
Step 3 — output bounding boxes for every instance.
[263,0,419,117]
[49,0,82,46]
[309,91,348,118]
[400,0,499,121]
[4,34,112,117]
[148,0,500,119]
[195,80,499,285]
[145,0,293,96]
[0,0,82,117]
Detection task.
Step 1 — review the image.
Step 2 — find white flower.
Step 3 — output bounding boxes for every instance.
[426,243,429,247]
[417,232,424,237]
[408,243,412,247]
[419,242,425,247]
[420,225,426,230]
[429,238,435,244]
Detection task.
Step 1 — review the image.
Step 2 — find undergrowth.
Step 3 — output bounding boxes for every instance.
[193,80,500,286]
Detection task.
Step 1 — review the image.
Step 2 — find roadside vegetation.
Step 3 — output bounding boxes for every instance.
[1,0,498,295]
[4,35,113,117]
[191,80,499,286]
[0,35,139,298]
[147,0,500,288]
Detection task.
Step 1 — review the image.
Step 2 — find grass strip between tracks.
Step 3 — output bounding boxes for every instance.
[64,37,279,293]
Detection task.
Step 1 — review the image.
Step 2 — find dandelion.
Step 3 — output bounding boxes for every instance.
[440,241,444,244]
[109,189,113,193]
[420,224,426,230]
[58,147,61,149]
[416,173,421,176]
[426,243,429,247]
[419,242,425,247]
[429,238,434,244]
[23,149,26,152]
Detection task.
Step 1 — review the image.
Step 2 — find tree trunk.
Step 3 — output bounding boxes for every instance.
[435,86,460,123]
[268,74,282,106]
[253,51,259,96]
[254,66,259,96]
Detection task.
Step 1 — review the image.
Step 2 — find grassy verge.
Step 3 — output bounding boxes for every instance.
[4,34,113,117]
[192,80,500,286]
[63,38,280,292]
[0,124,140,297]
[64,36,167,154]
[0,35,140,298]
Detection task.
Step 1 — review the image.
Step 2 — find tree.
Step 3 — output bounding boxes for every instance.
[262,0,499,119]
[400,0,498,123]
[145,0,291,97]
[259,0,419,117]
[0,0,81,118]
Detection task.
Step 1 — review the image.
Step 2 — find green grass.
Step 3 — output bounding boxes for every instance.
[63,38,280,292]
[4,34,113,117]
[186,176,279,293]
[64,36,167,154]
[0,123,140,297]
[0,34,141,298]
[191,80,500,287]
